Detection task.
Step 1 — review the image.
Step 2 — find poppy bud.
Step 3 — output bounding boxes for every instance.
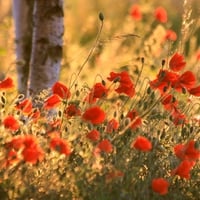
[99,12,104,21]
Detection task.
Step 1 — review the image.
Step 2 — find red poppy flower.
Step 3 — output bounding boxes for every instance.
[151,178,169,195]
[189,85,200,96]
[29,108,41,122]
[131,136,152,152]
[97,139,113,153]
[172,71,196,92]
[15,98,32,114]
[3,115,20,131]
[126,110,142,129]
[150,69,179,93]
[130,4,142,21]
[64,104,81,117]
[22,135,38,148]
[43,94,61,109]
[171,160,195,179]
[169,53,186,72]
[161,94,178,112]
[22,145,44,164]
[86,129,100,141]
[106,118,119,133]
[174,140,200,161]
[107,71,135,97]
[87,82,108,103]
[6,135,44,164]
[3,149,20,168]
[171,108,187,126]
[0,77,14,90]
[6,136,24,150]
[154,7,168,23]
[52,81,71,99]
[82,106,106,125]
[164,29,177,41]
[92,82,108,99]
[50,137,71,156]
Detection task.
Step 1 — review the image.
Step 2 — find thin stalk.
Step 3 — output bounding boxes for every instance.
[70,15,104,89]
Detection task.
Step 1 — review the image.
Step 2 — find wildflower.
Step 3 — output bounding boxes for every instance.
[15,98,32,114]
[22,145,44,164]
[130,4,142,21]
[43,94,61,109]
[189,85,200,96]
[82,106,106,125]
[107,71,135,97]
[91,82,108,99]
[171,160,195,179]
[0,77,14,90]
[172,71,196,92]
[21,135,44,164]
[6,136,24,150]
[64,104,81,117]
[50,137,71,156]
[6,135,44,164]
[52,81,71,99]
[174,140,200,161]
[106,118,119,133]
[86,129,100,141]
[154,7,167,23]
[165,29,177,41]
[169,53,186,72]
[161,94,178,112]
[29,108,41,122]
[3,115,20,131]
[151,178,169,195]
[171,109,187,126]
[131,136,152,152]
[86,82,108,103]
[2,150,20,168]
[150,69,178,93]
[97,139,113,153]
[126,110,142,129]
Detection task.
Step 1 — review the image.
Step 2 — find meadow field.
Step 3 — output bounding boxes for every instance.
[0,0,200,199]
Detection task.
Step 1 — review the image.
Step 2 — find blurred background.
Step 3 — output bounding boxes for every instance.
[0,0,199,84]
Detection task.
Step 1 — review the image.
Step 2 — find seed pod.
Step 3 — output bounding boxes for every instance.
[124,118,130,126]
[190,126,193,133]
[99,12,104,21]
[194,141,199,149]
[76,90,80,97]
[150,91,155,99]
[17,94,25,101]
[181,127,187,137]
[161,59,166,67]
[58,110,62,117]
[102,79,106,86]
[1,95,6,105]
[182,87,187,94]
[147,87,151,94]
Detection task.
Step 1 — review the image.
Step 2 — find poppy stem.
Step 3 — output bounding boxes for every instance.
[70,13,104,89]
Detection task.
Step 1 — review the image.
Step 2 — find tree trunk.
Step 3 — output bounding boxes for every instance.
[12,0,34,95]
[28,0,64,97]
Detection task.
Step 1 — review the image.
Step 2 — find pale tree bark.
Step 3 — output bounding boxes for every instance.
[28,0,64,97]
[12,0,34,95]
